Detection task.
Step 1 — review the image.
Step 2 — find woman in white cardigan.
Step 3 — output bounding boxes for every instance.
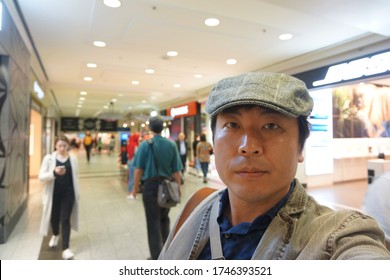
[38,135,80,260]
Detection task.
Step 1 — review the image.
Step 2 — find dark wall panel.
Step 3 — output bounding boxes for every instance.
[0,3,31,243]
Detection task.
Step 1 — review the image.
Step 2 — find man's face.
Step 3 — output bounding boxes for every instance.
[214,106,304,205]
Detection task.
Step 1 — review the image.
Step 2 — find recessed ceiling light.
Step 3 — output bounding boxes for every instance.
[84,77,93,81]
[87,63,97,68]
[93,41,106,47]
[132,80,140,85]
[103,0,121,8]
[145,68,155,74]
[167,51,178,57]
[205,18,220,27]
[77,104,82,108]
[111,98,117,102]
[173,84,181,88]
[278,33,293,41]
[226,59,237,65]
[194,74,203,78]
[79,97,86,101]
[80,91,88,95]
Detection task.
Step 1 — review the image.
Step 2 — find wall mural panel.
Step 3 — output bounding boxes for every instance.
[0,3,31,243]
[7,59,29,221]
[0,60,7,235]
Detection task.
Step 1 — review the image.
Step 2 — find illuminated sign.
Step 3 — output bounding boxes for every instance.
[293,49,390,89]
[313,51,390,87]
[33,81,44,99]
[168,102,198,118]
[171,105,189,117]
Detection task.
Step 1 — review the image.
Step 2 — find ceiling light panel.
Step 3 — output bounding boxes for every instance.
[103,0,121,8]
[93,41,106,47]
[205,18,220,27]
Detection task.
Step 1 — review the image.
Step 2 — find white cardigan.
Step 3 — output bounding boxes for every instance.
[38,151,80,236]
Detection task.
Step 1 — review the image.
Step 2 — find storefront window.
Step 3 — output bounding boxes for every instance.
[333,83,390,138]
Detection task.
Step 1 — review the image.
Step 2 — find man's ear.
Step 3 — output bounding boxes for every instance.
[298,151,304,163]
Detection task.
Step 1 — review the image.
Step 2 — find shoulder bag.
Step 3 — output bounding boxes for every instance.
[149,139,181,208]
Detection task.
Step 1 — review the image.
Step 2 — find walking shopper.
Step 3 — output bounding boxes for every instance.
[39,135,80,260]
[196,133,213,183]
[83,131,93,163]
[132,116,183,260]
[126,132,140,199]
[192,134,201,177]
[175,132,188,182]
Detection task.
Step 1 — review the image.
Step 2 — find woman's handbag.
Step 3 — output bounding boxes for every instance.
[209,147,214,155]
[149,139,181,208]
[157,177,181,208]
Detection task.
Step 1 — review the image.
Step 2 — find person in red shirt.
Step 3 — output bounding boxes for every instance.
[126,132,140,199]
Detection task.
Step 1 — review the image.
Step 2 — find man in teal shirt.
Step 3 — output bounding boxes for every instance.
[132,115,183,260]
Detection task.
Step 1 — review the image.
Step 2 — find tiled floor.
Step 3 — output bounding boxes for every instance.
[0,149,369,260]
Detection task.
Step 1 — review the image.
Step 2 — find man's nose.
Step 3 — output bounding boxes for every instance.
[238,135,262,156]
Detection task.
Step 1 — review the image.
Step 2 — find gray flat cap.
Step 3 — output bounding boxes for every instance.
[205,72,313,118]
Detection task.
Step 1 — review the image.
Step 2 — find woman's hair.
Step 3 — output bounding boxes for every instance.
[55,134,70,146]
[200,133,206,141]
[210,105,311,152]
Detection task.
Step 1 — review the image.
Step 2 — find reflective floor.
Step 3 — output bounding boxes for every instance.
[0,148,368,260]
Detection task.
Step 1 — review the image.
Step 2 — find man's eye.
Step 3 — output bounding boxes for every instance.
[225,122,238,128]
[264,123,279,129]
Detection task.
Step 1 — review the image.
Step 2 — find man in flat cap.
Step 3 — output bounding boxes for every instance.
[159,72,390,260]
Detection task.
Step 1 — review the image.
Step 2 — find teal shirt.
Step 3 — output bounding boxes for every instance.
[133,135,183,180]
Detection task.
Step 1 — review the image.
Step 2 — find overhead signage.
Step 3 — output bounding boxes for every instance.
[167,102,198,118]
[294,49,390,89]
[61,117,80,131]
[60,117,118,132]
[100,119,117,132]
[83,118,96,130]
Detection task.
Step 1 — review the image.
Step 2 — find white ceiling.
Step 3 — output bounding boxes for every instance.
[13,0,390,119]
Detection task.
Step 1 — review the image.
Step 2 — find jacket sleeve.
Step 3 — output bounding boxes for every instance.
[38,154,55,183]
[329,211,390,260]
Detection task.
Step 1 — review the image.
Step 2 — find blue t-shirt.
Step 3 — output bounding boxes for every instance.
[133,135,183,180]
[198,181,295,260]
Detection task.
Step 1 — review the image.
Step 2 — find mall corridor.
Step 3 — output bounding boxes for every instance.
[0,149,367,260]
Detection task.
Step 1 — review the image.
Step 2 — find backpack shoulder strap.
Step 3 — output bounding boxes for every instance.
[173,187,218,238]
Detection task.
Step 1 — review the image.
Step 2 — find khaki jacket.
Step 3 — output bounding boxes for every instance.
[160,179,390,260]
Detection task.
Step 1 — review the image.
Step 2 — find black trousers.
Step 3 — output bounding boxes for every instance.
[180,154,186,173]
[142,179,170,260]
[85,145,92,162]
[51,191,75,250]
